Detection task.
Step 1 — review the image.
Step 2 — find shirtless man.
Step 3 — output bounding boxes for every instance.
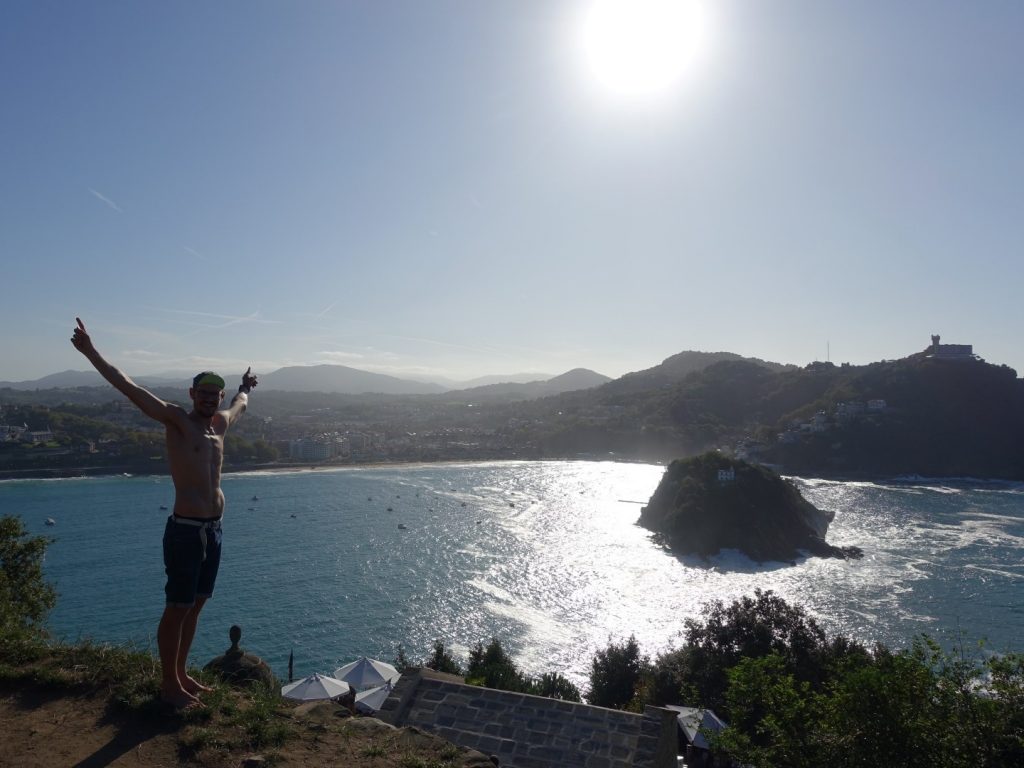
[71,318,257,709]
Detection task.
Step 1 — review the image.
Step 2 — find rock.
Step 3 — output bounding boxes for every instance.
[639,453,863,564]
[347,716,397,734]
[461,750,499,767]
[396,725,447,752]
[292,700,348,724]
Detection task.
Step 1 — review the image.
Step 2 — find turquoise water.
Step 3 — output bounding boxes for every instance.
[3,461,1023,688]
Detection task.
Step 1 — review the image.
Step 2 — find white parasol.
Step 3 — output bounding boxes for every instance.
[281,672,352,701]
[354,681,395,714]
[333,656,401,691]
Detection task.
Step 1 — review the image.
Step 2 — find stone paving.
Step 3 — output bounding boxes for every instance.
[377,668,678,768]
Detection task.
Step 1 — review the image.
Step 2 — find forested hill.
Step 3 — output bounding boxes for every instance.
[532,354,1024,479]
[4,349,1023,479]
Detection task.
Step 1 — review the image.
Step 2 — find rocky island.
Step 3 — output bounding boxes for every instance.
[639,453,862,563]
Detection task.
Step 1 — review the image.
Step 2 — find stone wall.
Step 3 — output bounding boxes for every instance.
[377,668,678,768]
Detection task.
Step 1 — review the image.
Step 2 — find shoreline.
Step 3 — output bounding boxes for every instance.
[2,457,1021,487]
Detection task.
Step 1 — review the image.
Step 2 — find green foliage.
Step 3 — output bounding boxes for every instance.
[637,592,1024,768]
[403,638,580,701]
[527,671,582,702]
[0,516,56,642]
[648,589,864,714]
[713,653,818,768]
[711,639,1024,768]
[587,634,649,710]
[467,638,524,691]
[425,640,464,676]
[224,435,278,462]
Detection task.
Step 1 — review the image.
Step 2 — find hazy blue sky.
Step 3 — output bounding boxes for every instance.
[2,1,1022,383]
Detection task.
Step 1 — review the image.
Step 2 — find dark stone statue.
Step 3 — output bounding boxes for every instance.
[204,625,277,688]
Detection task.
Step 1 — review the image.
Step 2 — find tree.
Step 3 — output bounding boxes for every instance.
[467,638,523,691]
[713,653,818,768]
[528,672,582,702]
[587,635,648,710]
[426,640,464,676]
[659,589,856,713]
[0,516,56,642]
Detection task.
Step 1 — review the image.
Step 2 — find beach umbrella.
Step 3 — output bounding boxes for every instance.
[354,681,394,714]
[281,673,352,701]
[333,656,401,691]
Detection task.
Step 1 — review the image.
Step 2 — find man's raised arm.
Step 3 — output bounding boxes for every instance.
[223,367,257,427]
[71,318,181,425]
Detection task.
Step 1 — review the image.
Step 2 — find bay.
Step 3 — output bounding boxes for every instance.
[3,460,1023,689]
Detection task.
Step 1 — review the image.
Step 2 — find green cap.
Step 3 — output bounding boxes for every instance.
[192,371,225,390]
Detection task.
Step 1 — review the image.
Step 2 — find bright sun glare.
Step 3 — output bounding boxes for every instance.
[578,0,710,101]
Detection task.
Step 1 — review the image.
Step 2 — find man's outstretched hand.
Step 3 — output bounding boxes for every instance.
[71,317,95,356]
[239,366,258,394]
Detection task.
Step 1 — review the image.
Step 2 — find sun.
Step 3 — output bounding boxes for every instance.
[578,0,710,101]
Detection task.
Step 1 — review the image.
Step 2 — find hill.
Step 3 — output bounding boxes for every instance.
[4,346,1024,479]
[0,370,186,390]
[524,351,1024,478]
[440,368,611,402]
[258,364,445,395]
[600,351,794,396]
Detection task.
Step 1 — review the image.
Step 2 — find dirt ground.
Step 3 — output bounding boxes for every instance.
[0,679,495,768]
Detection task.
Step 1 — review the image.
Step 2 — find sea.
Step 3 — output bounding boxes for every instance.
[3,460,1023,689]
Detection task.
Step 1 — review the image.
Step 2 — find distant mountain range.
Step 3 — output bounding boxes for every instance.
[258,364,445,395]
[0,364,610,398]
[0,351,799,401]
[439,368,612,401]
[0,369,186,390]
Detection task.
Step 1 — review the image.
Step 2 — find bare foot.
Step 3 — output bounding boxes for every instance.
[160,688,202,711]
[182,675,213,695]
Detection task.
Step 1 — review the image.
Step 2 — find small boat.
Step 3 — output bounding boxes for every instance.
[159,505,168,511]
[251,495,259,501]
[397,523,408,530]
[45,518,56,526]
[290,513,297,518]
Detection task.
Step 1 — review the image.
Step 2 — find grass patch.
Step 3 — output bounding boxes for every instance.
[177,725,228,760]
[0,633,295,754]
[0,634,473,768]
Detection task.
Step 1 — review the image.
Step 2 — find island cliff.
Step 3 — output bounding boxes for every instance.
[638,453,861,563]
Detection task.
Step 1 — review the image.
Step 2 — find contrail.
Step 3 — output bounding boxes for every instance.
[88,188,123,213]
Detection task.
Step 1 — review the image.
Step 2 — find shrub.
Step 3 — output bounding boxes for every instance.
[587,634,648,710]
[0,516,56,642]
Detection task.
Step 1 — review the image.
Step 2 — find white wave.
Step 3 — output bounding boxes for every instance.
[963,564,1024,581]
[466,578,517,604]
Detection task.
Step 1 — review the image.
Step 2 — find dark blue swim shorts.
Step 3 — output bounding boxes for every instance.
[162,515,223,607]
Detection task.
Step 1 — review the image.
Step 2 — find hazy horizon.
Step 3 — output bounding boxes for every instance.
[4,1,1022,381]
